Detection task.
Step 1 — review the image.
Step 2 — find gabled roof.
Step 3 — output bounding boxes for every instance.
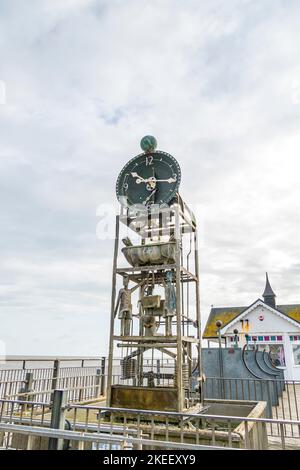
[203,306,247,339]
[203,302,300,339]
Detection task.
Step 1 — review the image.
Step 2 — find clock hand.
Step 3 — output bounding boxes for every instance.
[131,171,177,187]
[143,188,156,205]
[144,176,177,184]
[153,177,177,183]
[130,172,147,184]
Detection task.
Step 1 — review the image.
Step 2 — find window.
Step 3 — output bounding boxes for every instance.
[257,344,286,367]
[292,344,300,366]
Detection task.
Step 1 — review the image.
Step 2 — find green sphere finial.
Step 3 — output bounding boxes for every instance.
[140,135,157,152]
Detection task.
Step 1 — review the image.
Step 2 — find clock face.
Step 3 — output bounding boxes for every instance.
[116,150,181,208]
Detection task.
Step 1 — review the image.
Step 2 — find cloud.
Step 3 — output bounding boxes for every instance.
[0,0,300,354]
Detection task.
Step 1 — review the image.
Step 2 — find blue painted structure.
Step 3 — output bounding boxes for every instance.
[198,346,286,418]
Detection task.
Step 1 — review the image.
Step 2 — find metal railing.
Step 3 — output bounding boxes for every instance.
[101,373,300,441]
[1,359,300,446]
[203,377,300,427]
[0,393,299,450]
[0,422,237,451]
[0,357,106,404]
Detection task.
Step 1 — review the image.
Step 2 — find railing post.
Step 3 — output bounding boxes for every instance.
[216,321,224,399]
[19,372,33,411]
[78,384,84,402]
[78,360,85,401]
[100,357,106,397]
[51,359,60,392]
[260,421,269,450]
[95,369,101,398]
[25,372,33,395]
[48,389,67,450]
[266,380,273,419]
[26,434,35,450]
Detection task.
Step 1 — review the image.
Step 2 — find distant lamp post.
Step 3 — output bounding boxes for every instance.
[245,333,250,350]
[216,320,224,398]
[216,320,223,349]
[233,329,239,349]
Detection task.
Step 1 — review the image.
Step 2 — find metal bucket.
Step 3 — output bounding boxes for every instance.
[122,242,176,267]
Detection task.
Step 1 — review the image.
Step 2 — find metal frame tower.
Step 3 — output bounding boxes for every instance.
[106,196,202,413]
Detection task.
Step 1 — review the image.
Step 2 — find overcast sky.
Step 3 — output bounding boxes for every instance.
[1,0,300,356]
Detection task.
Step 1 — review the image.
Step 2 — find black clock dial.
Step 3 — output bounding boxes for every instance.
[116,150,181,208]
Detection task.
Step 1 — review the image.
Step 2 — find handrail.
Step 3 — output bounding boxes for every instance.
[0,422,236,450]
[1,356,104,362]
[1,397,300,427]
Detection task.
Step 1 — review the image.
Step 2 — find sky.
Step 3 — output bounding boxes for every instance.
[1,0,300,356]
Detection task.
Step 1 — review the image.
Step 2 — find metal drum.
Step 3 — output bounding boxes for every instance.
[122,242,176,267]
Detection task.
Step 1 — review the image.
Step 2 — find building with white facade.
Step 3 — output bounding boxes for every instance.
[203,274,300,380]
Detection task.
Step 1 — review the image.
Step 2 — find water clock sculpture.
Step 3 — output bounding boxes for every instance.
[106,136,203,412]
